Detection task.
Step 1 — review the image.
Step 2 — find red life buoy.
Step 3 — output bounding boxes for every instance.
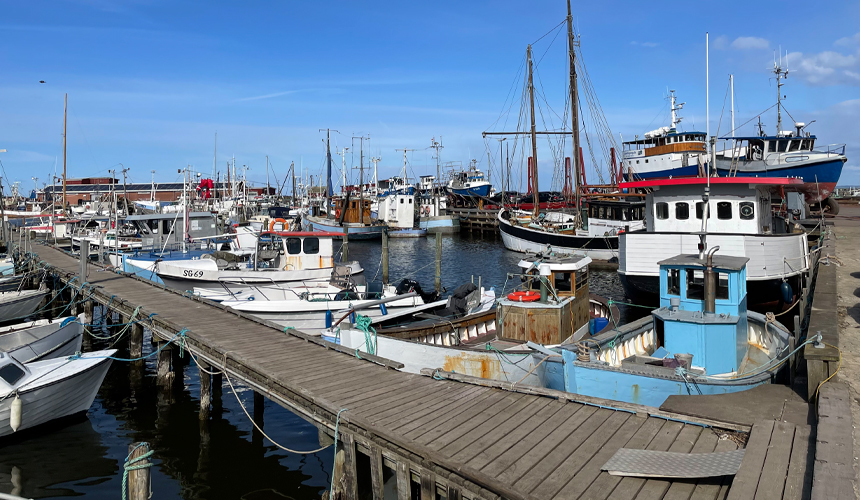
[507,290,540,302]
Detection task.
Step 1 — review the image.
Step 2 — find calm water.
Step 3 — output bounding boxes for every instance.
[0,234,641,500]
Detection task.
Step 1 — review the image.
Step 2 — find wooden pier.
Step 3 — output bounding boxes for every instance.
[16,238,849,499]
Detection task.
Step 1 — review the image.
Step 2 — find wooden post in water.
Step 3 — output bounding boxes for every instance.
[83,300,94,326]
[212,372,223,415]
[435,233,442,293]
[342,231,349,262]
[199,360,211,420]
[130,322,144,360]
[79,240,89,283]
[156,343,173,386]
[126,443,151,500]
[382,229,389,285]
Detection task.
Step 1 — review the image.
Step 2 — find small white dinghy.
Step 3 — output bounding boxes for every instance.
[0,315,84,363]
[0,349,115,437]
[0,288,49,323]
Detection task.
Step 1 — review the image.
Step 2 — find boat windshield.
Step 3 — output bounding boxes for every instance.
[0,361,26,387]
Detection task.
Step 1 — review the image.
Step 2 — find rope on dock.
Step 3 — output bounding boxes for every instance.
[122,442,154,500]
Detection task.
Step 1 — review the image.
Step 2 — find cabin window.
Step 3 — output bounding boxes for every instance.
[599,207,605,219]
[656,202,669,220]
[645,159,649,163]
[777,141,788,153]
[675,202,690,220]
[717,273,729,300]
[303,237,319,254]
[400,199,404,204]
[554,273,573,293]
[286,237,301,255]
[717,202,732,220]
[789,140,801,152]
[351,202,356,209]
[739,202,755,220]
[408,199,413,204]
[686,269,705,300]
[0,363,25,386]
[575,269,588,290]
[667,269,681,296]
[695,202,712,219]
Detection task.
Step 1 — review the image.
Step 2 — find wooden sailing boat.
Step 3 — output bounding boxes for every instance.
[493,1,645,263]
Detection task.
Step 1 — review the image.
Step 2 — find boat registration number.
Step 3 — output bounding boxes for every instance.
[182,270,205,278]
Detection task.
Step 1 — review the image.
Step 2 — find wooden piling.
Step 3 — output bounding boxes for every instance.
[199,360,211,420]
[130,322,144,360]
[79,240,89,283]
[435,233,442,293]
[339,432,358,499]
[396,461,410,500]
[156,343,173,386]
[126,443,151,500]
[342,231,349,261]
[382,229,389,285]
[83,300,94,326]
[369,444,385,500]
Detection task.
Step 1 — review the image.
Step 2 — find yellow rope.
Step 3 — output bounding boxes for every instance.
[813,342,842,404]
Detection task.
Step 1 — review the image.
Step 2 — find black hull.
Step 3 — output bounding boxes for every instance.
[498,214,617,251]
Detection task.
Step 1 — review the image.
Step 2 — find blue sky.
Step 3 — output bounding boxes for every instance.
[1,0,858,194]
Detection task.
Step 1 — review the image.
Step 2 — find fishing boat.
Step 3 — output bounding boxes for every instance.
[0,316,84,363]
[714,64,846,212]
[541,249,792,407]
[302,196,386,239]
[621,90,709,180]
[0,350,115,437]
[156,231,363,293]
[0,288,49,323]
[446,163,492,197]
[617,177,809,311]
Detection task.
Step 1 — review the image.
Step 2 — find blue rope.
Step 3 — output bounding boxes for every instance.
[329,408,348,496]
[68,328,188,362]
[354,314,377,357]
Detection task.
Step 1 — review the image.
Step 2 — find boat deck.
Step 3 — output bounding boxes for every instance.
[29,242,816,499]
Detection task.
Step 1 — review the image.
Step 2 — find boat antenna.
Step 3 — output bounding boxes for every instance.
[773,51,788,134]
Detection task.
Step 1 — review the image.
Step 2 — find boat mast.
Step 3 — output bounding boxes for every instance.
[527,45,539,219]
[773,56,788,134]
[62,93,67,215]
[320,128,337,210]
[265,154,270,200]
[566,0,581,224]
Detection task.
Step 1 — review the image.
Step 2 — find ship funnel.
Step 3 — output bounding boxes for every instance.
[704,246,721,315]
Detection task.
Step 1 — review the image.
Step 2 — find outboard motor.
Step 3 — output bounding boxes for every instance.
[395,279,439,303]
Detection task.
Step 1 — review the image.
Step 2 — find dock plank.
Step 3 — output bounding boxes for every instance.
[726,421,776,500]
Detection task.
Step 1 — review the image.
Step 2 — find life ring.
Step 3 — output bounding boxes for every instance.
[335,209,342,219]
[507,290,540,302]
[268,218,287,231]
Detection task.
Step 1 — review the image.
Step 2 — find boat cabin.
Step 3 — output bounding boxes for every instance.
[334,197,373,224]
[127,212,218,247]
[652,253,749,375]
[254,231,336,271]
[619,177,804,235]
[718,134,820,162]
[497,255,592,344]
[622,129,707,163]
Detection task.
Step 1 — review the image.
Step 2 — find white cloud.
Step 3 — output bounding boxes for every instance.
[731,36,770,50]
[785,49,860,86]
[630,41,658,48]
[712,35,729,50]
[835,32,860,47]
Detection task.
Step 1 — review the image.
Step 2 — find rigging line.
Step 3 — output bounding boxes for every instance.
[531,18,566,45]
[487,54,527,131]
[535,21,566,68]
[725,103,779,137]
[716,77,731,138]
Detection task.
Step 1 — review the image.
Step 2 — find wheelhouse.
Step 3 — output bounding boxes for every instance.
[255,231,338,271]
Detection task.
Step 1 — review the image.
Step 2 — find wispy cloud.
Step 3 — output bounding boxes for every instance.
[786,47,860,86]
[236,90,308,102]
[835,32,860,48]
[630,41,658,48]
[731,36,769,50]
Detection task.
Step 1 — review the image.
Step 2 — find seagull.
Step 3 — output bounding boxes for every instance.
[39,80,45,84]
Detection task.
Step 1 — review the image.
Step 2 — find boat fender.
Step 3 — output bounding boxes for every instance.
[325,310,333,328]
[506,291,540,302]
[780,281,793,304]
[380,303,388,316]
[10,395,21,432]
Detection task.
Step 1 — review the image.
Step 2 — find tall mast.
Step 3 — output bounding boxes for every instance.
[319,129,337,208]
[566,0,581,222]
[62,93,67,214]
[290,161,296,204]
[213,132,217,179]
[730,74,735,144]
[527,45,539,219]
[352,135,369,224]
[265,155,270,199]
[773,58,788,133]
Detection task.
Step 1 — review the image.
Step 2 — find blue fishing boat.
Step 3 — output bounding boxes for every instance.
[446,165,492,197]
[536,248,792,407]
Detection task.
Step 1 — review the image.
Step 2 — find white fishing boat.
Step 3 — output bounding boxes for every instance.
[155,231,363,293]
[0,350,115,437]
[0,316,84,363]
[0,289,49,323]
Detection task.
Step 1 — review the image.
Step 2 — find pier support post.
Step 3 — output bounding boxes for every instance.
[126,443,151,500]
[396,461,410,500]
[130,322,144,360]
[212,372,223,415]
[369,444,385,500]
[83,300,94,325]
[382,229,389,285]
[79,240,89,283]
[156,343,173,386]
[199,361,211,420]
[337,432,358,499]
[435,233,442,293]
[342,231,349,262]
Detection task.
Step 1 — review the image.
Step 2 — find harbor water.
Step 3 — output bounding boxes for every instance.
[0,234,642,500]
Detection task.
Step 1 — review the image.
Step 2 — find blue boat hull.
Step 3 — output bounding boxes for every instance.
[449,184,491,197]
[541,352,772,408]
[624,165,701,180]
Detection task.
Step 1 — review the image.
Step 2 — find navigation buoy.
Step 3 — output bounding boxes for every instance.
[10,395,22,432]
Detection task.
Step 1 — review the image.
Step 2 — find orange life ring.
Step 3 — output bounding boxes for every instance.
[269,218,287,231]
[507,290,541,302]
[335,209,342,219]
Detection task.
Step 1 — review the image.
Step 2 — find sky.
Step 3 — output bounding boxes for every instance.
[1,0,859,195]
